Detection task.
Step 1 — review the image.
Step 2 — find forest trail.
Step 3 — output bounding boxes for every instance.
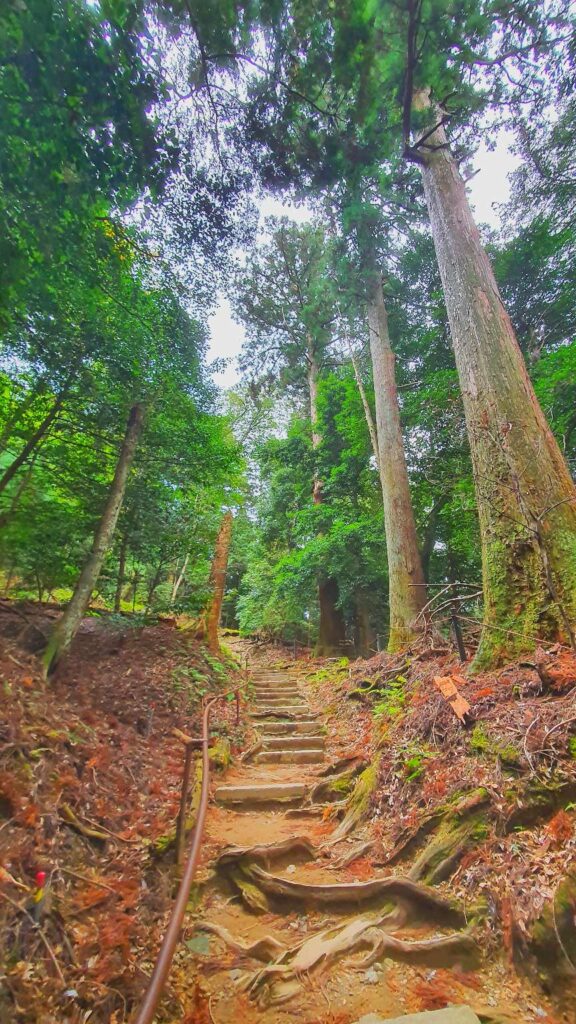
[180,649,531,1024]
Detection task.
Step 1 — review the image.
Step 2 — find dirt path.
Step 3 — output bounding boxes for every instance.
[178,650,558,1024]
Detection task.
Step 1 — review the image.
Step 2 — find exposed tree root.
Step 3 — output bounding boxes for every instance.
[228,867,270,914]
[216,836,318,872]
[331,755,382,839]
[242,910,478,1008]
[331,840,374,869]
[240,865,467,925]
[197,921,287,962]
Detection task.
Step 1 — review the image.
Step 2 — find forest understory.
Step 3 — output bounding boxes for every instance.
[1,609,575,1024]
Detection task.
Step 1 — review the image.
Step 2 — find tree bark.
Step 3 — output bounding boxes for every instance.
[0,391,65,494]
[416,114,576,666]
[42,403,145,675]
[307,343,347,654]
[367,276,427,651]
[354,588,375,658]
[114,532,129,613]
[171,552,190,604]
[349,344,379,464]
[197,511,233,653]
[317,577,347,656]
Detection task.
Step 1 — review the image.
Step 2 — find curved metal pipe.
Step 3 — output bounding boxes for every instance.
[133,690,237,1024]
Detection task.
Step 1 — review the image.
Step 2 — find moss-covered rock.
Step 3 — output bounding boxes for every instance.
[408,788,491,885]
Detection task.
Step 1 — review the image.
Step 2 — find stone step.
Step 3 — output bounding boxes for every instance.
[253,687,300,696]
[258,720,320,734]
[255,696,302,706]
[255,749,325,765]
[214,782,307,807]
[251,705,311,716]
[262,735,325,750]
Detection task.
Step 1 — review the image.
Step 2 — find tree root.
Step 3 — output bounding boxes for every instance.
[331,840,374,869]
[241,866,467,925]
[243,910,478,1008]
[197,921,287,962]
[216,836,318,872]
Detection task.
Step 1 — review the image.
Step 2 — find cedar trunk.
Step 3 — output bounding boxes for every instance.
[198,511,233,653]
[317,577,347,657]
[42,403,145,675]
[368,277,427,651]
[308,347,347,655]
[418,119,576,666]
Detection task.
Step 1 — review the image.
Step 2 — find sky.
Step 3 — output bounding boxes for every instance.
[207,131,519,389]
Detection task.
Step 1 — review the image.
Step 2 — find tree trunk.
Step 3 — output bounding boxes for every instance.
[417,115,576,666]
[145,556,165,614]
[171,551,189,604]
[42,403,145,675]
[367,276,428,651]
[0,391,65,494]
[354,588,375,658]
[317,577,347,656]
[197,511,233,653]
[114,532,129,613]
[307,344,347,654]
[349,345,379,464]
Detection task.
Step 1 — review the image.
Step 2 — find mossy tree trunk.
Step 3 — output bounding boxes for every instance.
[197,510,233,653]
[416,115,576,667]
[42,403,145,675]
[368,275,428,652]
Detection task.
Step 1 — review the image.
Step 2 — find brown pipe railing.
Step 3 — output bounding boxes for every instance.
[133,688,240,1024]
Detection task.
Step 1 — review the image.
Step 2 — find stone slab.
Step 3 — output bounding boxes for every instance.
[262,735,324,750]
[255,749,324,764]
[352,1007,481,1024]
[215,782,307,805]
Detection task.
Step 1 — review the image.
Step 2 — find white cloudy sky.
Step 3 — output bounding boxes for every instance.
[207,130,518,388]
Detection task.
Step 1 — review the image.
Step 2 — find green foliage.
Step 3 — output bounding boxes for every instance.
[372,677,408,721]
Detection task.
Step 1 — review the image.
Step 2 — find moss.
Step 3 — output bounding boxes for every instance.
[349,755,381,815]
[208,736,231,770]
[569,736,576,759]
[470,723,521,766]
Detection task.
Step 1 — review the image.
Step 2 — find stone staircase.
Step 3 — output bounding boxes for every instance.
[214,667,325,807]
[251,669,325,765]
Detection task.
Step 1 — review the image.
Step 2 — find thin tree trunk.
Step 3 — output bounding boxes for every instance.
[0,381,44,454]
[0,391,65,494]
[42,403,145,675]
[145,556,165,614]
[420,494,448,583]
[0,451,41,529]
[349,344,379,464]
[367,276,427,651]
[171,552,189,604]
[197,511,234,653]
[114,533,129,613]
[416,112,576,666]
[307,343,347,654]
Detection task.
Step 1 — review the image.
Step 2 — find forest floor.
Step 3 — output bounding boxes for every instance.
[0,601,247,1023]
[1,607,576,1023]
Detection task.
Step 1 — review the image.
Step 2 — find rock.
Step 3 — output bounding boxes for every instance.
[352,1009,481,1024]
[363,966,379,984]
